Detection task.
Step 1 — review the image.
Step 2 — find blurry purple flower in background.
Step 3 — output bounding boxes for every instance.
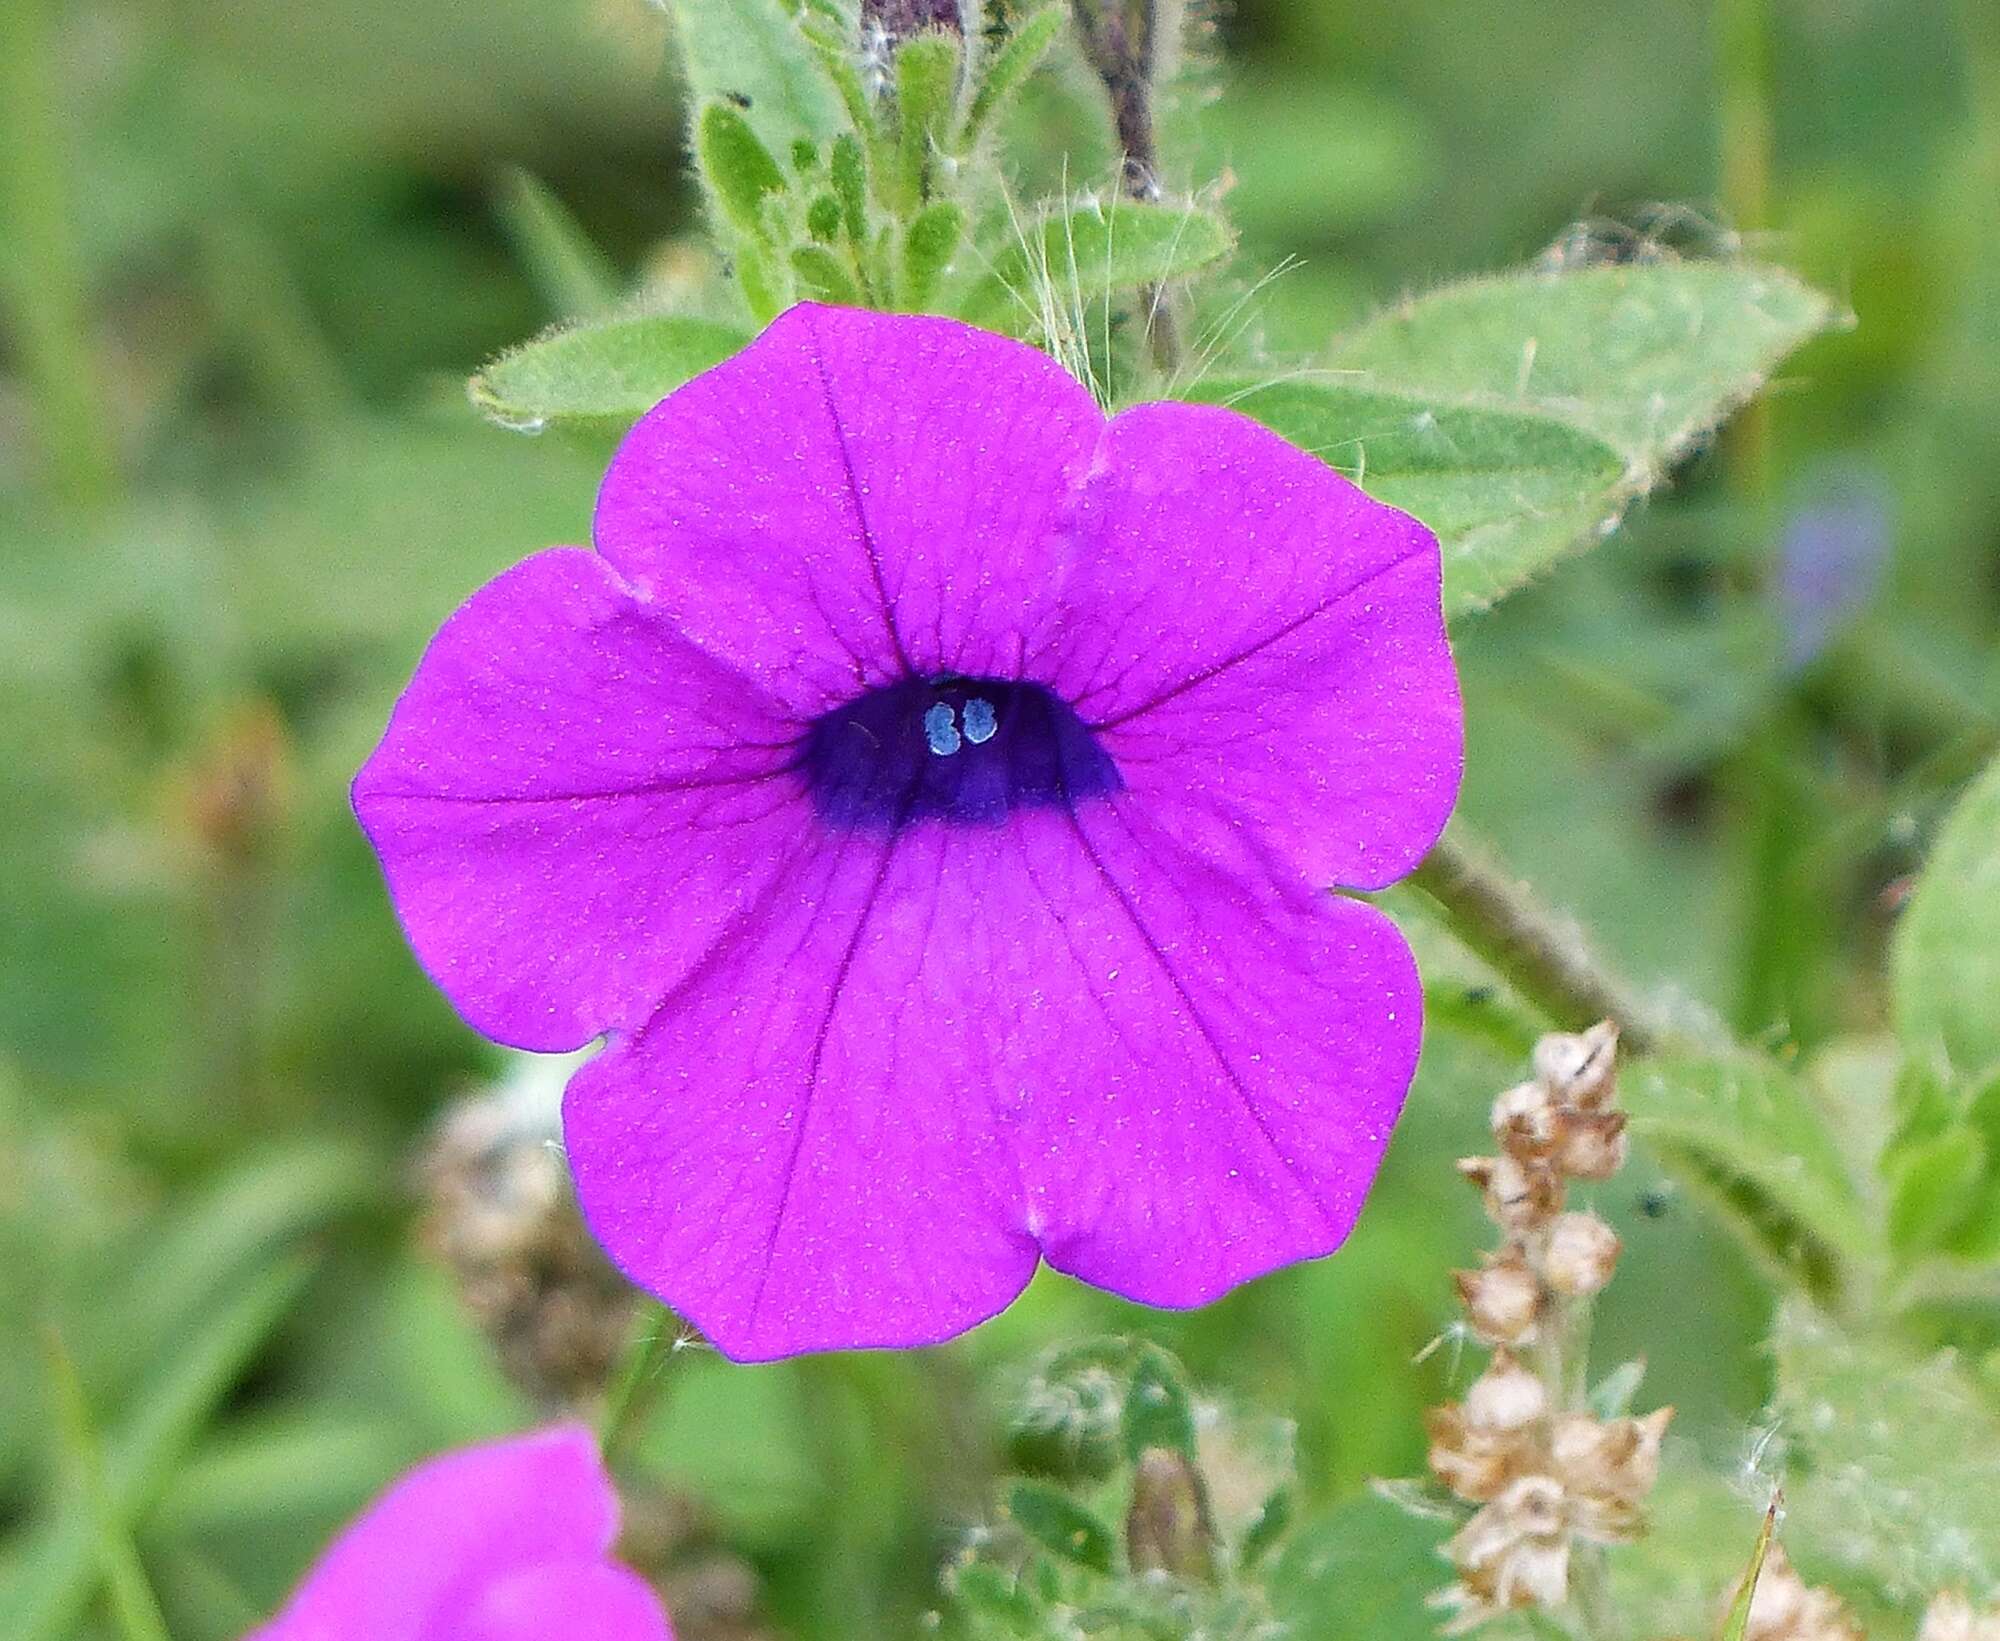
[247,1425,671,1641]
[354,304,1462,1362]
[1775,468,1892,670]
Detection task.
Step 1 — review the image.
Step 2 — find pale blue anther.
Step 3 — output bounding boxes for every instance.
[924,701,962,755]
[962,697,998,745]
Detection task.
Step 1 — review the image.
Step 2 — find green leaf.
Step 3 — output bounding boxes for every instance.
[892,32,962,205]
[790,243,861,305]
[1623,1052,1871,1290]
[900,199,965,310]
[1324,261,1837,466]
[696,101,790,240]
[1185,378,1628,617]
[1269,1494,1447,1641]
[0,1258,314,1641]
[492,168,621,320]
[469,314,751,432]
[960,199,1234,334]
[1237,1487,1292,1571]
[959,6,1066,150]
[1772,1301,2000,1596]
[662,0,845,159]
[1887,1126,1987,1256]
[1893,755,2000,1081]
[1004,1480,1116,1574]
[1122,1344,1197,1461]
[829,132,870,246]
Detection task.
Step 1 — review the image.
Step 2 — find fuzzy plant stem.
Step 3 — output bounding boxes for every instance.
[1068,0,1182,369]
[0,0,120,511]
[1530,1295,1618,1641]
[1410,828,1679,1057]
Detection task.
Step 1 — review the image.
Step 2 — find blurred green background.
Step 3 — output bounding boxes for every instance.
[1,0,1995,1635]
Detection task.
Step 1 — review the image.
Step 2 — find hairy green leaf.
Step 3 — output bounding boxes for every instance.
[663,0,844,159]
[1893,754,2000,1081]
[1004,1480,1116,1573]
[697,101,790,239]
[900,199,966,310]
[790,243,861,305]
[1773,1301,2000,1597]
[960,199,1234,333]
[470,314,751,432]
[959,6,1065,150]
[893,31,961,206]
[1887,1126,1987,1256]
[1623,1053,1872,1288]
[1186,378,1628,617]
[1325,261,1837,466]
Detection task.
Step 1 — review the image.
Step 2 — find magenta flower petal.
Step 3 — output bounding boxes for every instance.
[359,304,1465,1360]
[1044,402,1462,891]
[353,547,811,1051]
[247,1424,671,1641]
[593,304,1103,715]
[454,1563,672,1641]
[564,822,1041,1362]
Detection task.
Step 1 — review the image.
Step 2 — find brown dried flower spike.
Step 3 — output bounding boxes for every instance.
[1426,1022,1673,1632]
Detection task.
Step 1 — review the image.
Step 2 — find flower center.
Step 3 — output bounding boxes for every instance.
[803,676,1121,828]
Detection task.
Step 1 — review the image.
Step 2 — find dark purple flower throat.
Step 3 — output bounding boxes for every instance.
[804,675,1121,829]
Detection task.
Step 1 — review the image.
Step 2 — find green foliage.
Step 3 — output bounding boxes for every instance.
[1324,262,1837,466]
[900,199,967,309]
[1268,1495,1445,1641]
[1772,1301,2000,1600]
[491,168,622,321]
[892,32,964,206]
[661,0,846,160]
[1204,262,1836,615]
[469,314,752,432]
[1893,754,2000,1083]
[1186,378,1629,618]
[1622,1053,1871,1291]
[698,100,792,238]
[960,7,1066,150]
[961,199,1235,334]
[1004,1480,1117,1573]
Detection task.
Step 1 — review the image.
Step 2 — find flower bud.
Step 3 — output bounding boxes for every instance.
[1542,1212,1621,1297]
[1533,1021,1620,1108]
[1553,1108,1629,1181]
[1454,1253,1545,1345]
[1124,1447,1216,1580]
[1549,1407,1670,1504]
[1464,1350,1549,1433]
[1426,1404,1524,1503]
[1437,1475,1573,1630]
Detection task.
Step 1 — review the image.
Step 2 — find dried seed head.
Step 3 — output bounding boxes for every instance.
[1426,1403,1529,1503]
[1741,1545,1867,1641]
[1549,1408,1670,1503]
[1455,1252,1545,1346]
[1533,1021,1620,1108]
[1436,1475,1573,1631]
[1542,1212,1621,1297]
[420,1074,638,1410]
[1921,1593,2000,1641]
[1492,1081,1559,1159]
[1459,1152,1564,1234]
[1554,1108,1629,1181]
[1464,1350,1549,1433]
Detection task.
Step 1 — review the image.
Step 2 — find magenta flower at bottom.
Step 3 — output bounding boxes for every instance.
[355,303,1462,1363]
[247,1425,671,1641]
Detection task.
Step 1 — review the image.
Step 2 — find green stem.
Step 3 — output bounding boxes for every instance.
[0,0,120,510]
[1408,828,1690,1056]
[598,1303,683,1472]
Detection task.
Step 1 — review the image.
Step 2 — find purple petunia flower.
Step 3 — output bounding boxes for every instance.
[355,304,1462,1362]
[246,1424,671,1641]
